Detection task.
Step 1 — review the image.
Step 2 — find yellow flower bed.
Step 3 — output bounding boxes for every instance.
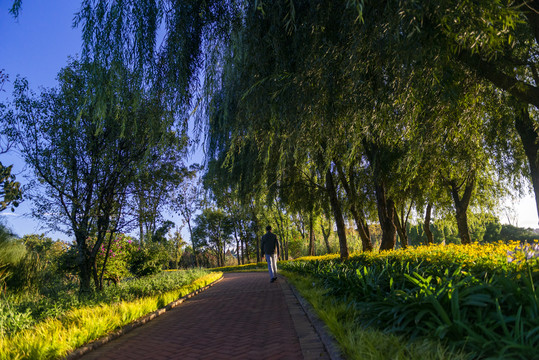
[292,240,538,270]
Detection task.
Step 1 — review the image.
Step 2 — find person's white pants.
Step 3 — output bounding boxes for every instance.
[265,253,278,280]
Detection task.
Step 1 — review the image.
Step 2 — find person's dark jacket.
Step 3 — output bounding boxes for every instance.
[260,231,280,256]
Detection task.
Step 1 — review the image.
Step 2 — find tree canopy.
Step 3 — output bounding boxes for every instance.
[5,59,186,293]
[3,1,539,271]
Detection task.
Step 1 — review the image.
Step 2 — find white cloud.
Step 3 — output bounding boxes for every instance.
[0,212,20,217]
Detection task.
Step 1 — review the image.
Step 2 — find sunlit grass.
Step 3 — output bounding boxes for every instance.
[0,272,222,360]
[283,271,469,360]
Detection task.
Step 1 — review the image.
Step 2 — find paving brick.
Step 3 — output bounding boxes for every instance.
[77,272,331,360]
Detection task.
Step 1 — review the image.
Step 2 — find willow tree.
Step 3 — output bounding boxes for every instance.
[200,1,360,259]
[72,0,532,250]
[344,0,539,224]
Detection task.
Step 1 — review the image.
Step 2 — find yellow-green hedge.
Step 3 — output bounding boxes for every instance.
[0,272,222,360]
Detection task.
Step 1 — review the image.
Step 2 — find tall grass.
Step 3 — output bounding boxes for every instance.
[0,271,222,359]
[0,268,211,337]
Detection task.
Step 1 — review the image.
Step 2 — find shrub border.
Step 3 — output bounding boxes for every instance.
[65,275,224,360]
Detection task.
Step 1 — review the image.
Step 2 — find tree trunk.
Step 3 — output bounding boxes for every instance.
[515,106,539,225]
[186,220,198,267]
[325,168,349,260]
[250,205,261,263]
[294,214,306,241]
[320,222,332,253]
[356,218,372,252]
[244,234,251,263]
[375,179,397,251]
[255,235,260,263]
[364,142,396,251]
[139,216,144,244]
[423,203,434,244]
[98,231,116,291]
[234,224,240,266]
[449,172,475,245]
[277,208,289,260]
[308,211,315,256]
[277,228,285,260]
[77,239,93,296]
[455,209,471,245]
[458,42,539,224]
[240,232,245,265]
[223,241,226,267]
[393,211,408,250]
[335,161,373,251]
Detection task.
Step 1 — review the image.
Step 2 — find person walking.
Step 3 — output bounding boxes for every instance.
[261,225,280,283]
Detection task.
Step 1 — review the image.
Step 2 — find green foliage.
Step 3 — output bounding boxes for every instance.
[129,242,168,277]
[0,270,221,359]
[282,244,539,359]
[10,234,69,292]
[7,0,22,18]
[91,233,136,284]
[483,217,502,243]
[192,207,234,267]
[406,215,512,246]
[166,228,187,269]
[0,225,25,291]
[6,57,186,294]
[151,221,175,244]
[284,271,469,360]
[0,162,21,212]
[500,224,539,242]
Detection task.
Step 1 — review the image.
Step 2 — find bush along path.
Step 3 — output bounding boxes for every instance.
[77,272,331,360]
[0,271,222,360]
[281,242,539,360]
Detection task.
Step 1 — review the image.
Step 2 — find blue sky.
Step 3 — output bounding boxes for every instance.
[0,1,202,241]
[0,1,538,241]
[1,0,83,239]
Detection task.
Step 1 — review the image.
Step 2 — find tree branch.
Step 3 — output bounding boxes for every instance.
[457,49,539,108]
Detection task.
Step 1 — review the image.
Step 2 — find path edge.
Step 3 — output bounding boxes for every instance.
[64,275,224,360]
[281,275,345,360]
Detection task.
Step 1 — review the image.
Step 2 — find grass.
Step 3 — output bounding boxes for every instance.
[0,271,222,360]
[282,270,470,360]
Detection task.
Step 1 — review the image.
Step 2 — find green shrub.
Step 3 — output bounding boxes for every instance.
[282,243,539,359]
[0,226,26,291]
[128,242,167,277]
[91,233,135,284]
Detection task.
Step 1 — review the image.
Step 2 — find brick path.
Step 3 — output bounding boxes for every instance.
[78,272,331,360]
